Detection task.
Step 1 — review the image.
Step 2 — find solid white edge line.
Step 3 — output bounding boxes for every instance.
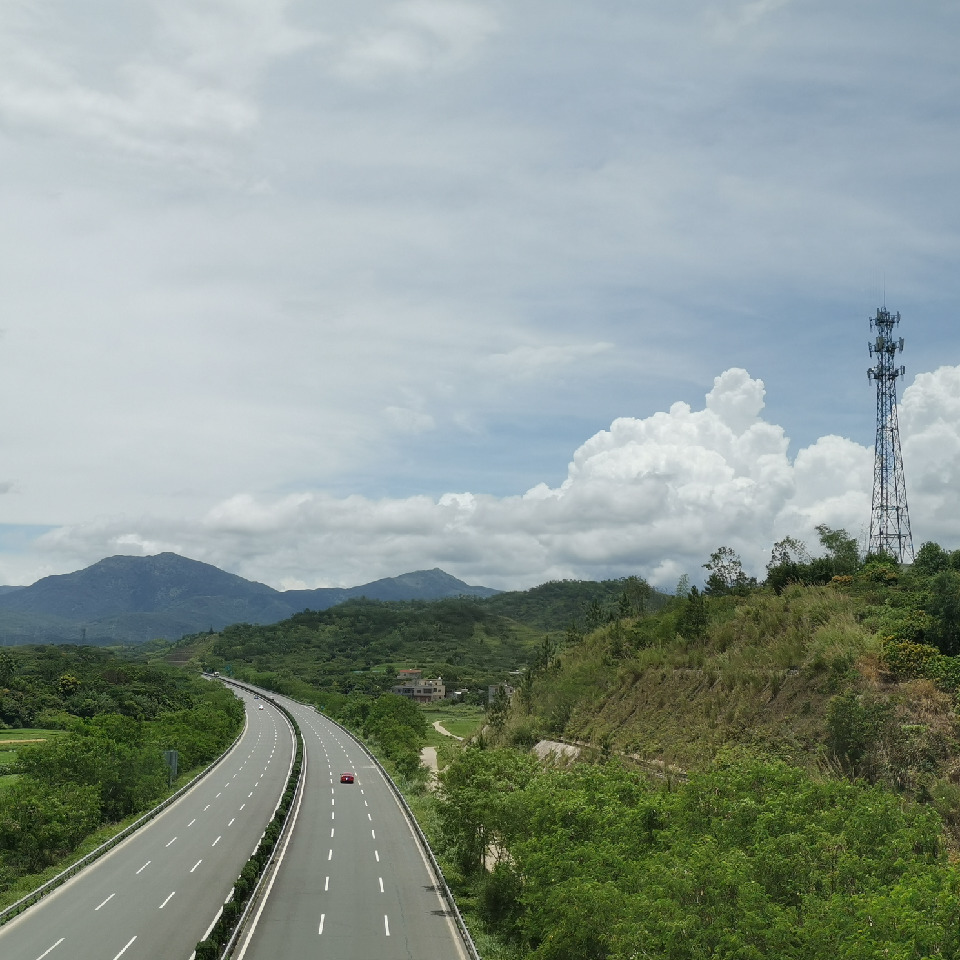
[373,747,472,960]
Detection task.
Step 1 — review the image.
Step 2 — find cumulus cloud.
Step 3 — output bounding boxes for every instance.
[10,366,960,593]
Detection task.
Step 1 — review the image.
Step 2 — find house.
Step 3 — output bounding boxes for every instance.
[391,672,446,703]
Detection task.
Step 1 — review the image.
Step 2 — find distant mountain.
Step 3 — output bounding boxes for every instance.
[0,553,499,646]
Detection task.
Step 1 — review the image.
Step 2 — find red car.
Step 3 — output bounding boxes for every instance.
[340,773,355,784]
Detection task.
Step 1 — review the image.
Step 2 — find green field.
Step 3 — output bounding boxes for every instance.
[0,728,58,777]
[420,703,485,743]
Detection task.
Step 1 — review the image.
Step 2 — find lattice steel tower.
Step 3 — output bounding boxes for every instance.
[867,307,914,561]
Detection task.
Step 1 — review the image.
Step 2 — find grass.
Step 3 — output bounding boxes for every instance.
[0,729,60,788]
[494,584,899,771]
[420,704,485,745]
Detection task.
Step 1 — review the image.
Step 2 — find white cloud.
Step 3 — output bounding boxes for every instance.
[902,366,960,542]
[385,405,436,434]
[9,365,960,593]
[334,1,499,81]
[0,2,958,600]
[0,0,317,168]
[483,342,613,380]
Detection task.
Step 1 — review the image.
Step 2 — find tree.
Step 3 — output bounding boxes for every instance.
[925,570,960,656]
[0,649,14,687]
[364,693,428,778]
[703,546,755,596]
[437,748,537,876]
[816,524,860,576]
[913,541,951,577]
[765,536,811,594]
[678,586,708,640]
[617,576,653,619]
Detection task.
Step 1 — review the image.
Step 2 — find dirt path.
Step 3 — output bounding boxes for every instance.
[421,745,438,772]
[432,720,463,741]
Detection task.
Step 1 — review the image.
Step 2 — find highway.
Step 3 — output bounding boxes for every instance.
[0,689,294,960]
[236,693,470,960]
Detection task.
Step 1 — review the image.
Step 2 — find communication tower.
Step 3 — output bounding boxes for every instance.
[867,307,914,562]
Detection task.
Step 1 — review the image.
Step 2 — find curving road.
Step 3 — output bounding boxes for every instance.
[0,690,294,960]
[236,693,469,960]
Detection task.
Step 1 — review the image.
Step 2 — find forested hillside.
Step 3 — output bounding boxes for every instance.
[165,578,656,698]
[423,533,960,959]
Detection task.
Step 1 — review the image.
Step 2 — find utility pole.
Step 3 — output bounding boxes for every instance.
[867,307,914,562]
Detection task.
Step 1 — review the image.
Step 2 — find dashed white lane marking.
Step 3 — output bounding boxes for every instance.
[190,860,203,873]
[159,891,175,909]
[94,894,115,911]
[166,837,177,847]
[384,916,391,937]
[35,937,65,959]
[112,935,137,960]
[318,914,325,935]
[136,861,151,875]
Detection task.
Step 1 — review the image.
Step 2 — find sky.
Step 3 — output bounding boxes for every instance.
[1,0,959,593]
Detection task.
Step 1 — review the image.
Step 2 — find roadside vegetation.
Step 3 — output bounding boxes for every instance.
[420,531,960,958]
[5,530,960,957]
[0,645,242,901]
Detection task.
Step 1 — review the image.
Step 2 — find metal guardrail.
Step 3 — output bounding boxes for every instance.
[213,681,304,960]
[0,714,246,928]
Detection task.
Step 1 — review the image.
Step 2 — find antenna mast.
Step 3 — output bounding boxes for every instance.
[867,307,914,562]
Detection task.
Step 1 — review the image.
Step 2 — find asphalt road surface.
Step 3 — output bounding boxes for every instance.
[0,690,294,960]
[235,692,470,960]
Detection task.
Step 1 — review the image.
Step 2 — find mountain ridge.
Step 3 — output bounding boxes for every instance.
[0,553,499,645]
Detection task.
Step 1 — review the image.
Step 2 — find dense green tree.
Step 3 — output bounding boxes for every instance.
[364,693,429,779]
[816,524,861,575]
[438,755,959,960]
[703,546,755,596]
[925,570,960,656]
[437,748,537,877]
[913,541,952,576]
[765,536,811,593]
[677,585,708,640]
[0,780,101,872]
